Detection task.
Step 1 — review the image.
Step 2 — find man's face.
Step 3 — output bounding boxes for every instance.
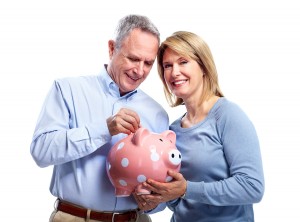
[107,29,159,96]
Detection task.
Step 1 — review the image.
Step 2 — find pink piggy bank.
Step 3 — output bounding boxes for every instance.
[106,127,181,197]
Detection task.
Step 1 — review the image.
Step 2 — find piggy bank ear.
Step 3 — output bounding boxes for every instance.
[132,127,150,146]
[162,130,176,144]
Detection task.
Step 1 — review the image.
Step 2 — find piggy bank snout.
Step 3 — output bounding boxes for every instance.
[168,149,182,165]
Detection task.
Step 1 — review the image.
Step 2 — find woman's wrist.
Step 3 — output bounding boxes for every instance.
[180,180,187,199]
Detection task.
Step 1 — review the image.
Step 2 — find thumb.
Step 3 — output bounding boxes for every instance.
[168,170,182,181]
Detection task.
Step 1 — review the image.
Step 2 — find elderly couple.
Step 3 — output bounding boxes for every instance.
[30,14,264,222]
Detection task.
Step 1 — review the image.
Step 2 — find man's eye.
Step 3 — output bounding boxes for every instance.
[128,57,139,62]
[124,55,135,61]
[145,61,154,66]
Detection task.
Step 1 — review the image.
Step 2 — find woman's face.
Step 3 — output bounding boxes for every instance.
[162,48,204,100]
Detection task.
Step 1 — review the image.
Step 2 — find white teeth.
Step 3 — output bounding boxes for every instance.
[173,80,186,85]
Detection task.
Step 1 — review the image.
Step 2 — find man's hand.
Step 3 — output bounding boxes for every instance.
[107,108,141,136]
[132,192,159,211]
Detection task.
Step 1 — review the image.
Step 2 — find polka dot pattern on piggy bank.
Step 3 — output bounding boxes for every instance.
[106,127,182,197]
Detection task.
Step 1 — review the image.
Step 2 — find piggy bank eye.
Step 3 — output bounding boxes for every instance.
[168,150,182,165]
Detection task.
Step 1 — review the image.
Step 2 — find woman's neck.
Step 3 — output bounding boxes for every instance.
[181,95,219,128]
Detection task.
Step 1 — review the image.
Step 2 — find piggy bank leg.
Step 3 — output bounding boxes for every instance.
[115,188,132,197]
[135,184,151,195]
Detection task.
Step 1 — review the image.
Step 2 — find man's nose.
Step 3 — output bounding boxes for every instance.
[134,62,145,76]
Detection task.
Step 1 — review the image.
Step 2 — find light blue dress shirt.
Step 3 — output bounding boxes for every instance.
[30,65,169,211]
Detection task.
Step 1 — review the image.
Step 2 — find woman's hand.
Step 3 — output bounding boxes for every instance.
[139,170,187,204]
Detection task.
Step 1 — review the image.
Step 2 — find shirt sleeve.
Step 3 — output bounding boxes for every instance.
[187,103,265,205]
[30,80,111,168]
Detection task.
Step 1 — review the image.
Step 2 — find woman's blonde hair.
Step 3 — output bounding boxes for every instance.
[157,31,224,107]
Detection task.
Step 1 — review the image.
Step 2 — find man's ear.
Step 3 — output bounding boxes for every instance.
[108,40,115,59]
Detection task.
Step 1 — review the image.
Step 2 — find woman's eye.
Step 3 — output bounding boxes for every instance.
[180,60,188,65]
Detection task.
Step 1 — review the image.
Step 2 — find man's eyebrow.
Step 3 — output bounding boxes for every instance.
[129,54,155,63]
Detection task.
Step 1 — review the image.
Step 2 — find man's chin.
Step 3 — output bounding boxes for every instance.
[120,86,138,96]
[126,83,141,91]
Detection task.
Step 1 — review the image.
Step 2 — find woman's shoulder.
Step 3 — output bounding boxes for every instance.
[212,97,253,128]
[212,97,244,117]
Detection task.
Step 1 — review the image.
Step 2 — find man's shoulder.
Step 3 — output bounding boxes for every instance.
[54,74,99,87]
[136,89,162,105]
[135,90,168,119]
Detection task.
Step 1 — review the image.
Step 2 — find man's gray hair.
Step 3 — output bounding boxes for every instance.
[114,14,160,50]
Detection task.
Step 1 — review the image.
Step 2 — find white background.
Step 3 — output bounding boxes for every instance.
[1,0,299,221]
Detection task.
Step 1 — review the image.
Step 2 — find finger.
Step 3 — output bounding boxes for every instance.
[119,119,136,134]
[121,108,140,131]
[133,193,155,211]
[107,115,132,135]
[123,116,139,133]
[146,195,163,204]
[168,170,183,181]
[143,201,158,211]
[135,193,147,204]
[145,180,166,192]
